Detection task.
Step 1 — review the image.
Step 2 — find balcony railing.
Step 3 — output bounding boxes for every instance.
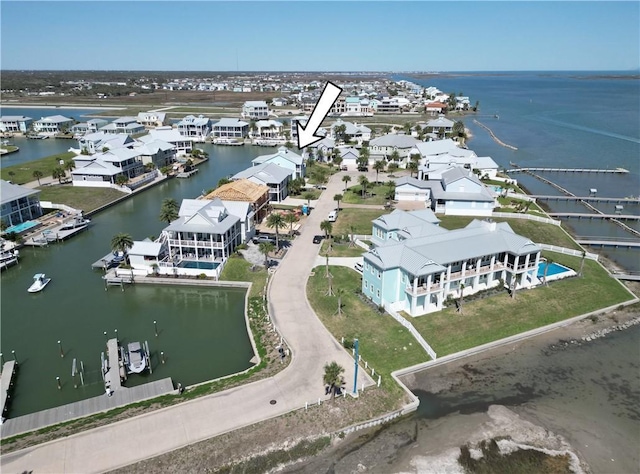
[168,239,224,248]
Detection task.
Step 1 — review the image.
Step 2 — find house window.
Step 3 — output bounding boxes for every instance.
[376,290,380,298]
[377,271,381,279]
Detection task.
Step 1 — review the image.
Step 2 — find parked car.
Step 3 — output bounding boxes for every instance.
[354,262,363,273]
[340,165,348,171]
[312,235,323,244]
[327,210,338,222]
[253,234,276,245]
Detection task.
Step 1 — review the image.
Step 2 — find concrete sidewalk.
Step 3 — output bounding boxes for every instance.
[1,171,374,474]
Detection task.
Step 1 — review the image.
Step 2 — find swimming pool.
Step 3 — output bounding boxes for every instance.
[537,262,574,278]
[178,261,220,270]
[5,220,38,234]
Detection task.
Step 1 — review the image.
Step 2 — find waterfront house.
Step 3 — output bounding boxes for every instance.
[177,115,211,142]
[425,115,454,137]
[251,146,305,179]
[0,180,43,227]
[425,102,448,116]
[204,179,270,224]
[148,126,193,155]
[33,115,74,134]
[363,213,541,316]
[70,119,109,138]
[290,116,310,143]
[128,240,168,272]
[370,134,421,161]
[99,117,144,135]
[0,116,33,133]
[232,163,290,202]
[159,198,243,276]
[78,132,135,155]
[211,118,249,139]
[330,119,372,145]
[426,166,496,216]
[241,101,270,120]
[71,147,145,187]
[134,136,177,168]
[137,111,167,128]
[253,119,284,140]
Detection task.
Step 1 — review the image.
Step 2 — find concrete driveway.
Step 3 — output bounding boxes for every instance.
[1,169,374,474]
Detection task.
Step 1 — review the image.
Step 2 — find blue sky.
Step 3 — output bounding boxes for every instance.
[1,1,638,71]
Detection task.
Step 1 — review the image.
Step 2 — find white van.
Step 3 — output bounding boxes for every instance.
[327,210,338,222]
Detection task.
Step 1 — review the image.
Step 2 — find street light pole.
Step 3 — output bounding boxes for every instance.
[353,338,359,395]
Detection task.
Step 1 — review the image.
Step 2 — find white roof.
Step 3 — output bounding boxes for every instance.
[149,128,193,143]
[130,241,163,256]
[0,180,39,204]
[370,134,420,149]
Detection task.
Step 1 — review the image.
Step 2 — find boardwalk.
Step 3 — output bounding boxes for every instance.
[532,195,640,204]
[1,361,17,420]
[548,212,640,221]
[576,239,640,249]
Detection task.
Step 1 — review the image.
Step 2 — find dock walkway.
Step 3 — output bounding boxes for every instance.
[0,377,174,438]
[548,212,640,221]
[532,195,640,204]
[1,361,17,420]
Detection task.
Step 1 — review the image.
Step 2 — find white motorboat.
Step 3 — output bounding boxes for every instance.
[126,341,149,374]
[0,249,19,270]
[59,216,91,231]
[28,273,51,293]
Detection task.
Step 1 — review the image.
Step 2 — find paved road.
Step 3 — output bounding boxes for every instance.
[1,170,373,473]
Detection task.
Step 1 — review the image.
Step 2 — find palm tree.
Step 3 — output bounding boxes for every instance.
[159,198,179,224]
[333,194,343,211]
[334,124,347,143]
[320,219,333,240]
[51,167,66,184]
[407,160,419,178]
[335,288,346,316]
[372,160,385,183]
[543,257,554,286]
[358,175,369,199]
[342,174,351,191]
[283,211,298,235]
[387,162,399,176]
[453,120,466,138]
[389,150,400,163]
[578,251,586,277]
[64,159,75,175]
[110,233,134,263]
[32,170,44,185]
[332,154,343,169]
[457,283,465,314]
[323,361,345,400]
[302,191,315,208]
[266,212,286,249]
[115,174,129,186]
[258,241,275,267]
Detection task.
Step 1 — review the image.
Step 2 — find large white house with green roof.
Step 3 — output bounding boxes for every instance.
[363,210,541,316]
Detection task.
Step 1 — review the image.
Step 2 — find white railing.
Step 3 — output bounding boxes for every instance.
[492,212,561,226]
[384,304,437,360]
[39,201,81,215]
[538,244,599,261]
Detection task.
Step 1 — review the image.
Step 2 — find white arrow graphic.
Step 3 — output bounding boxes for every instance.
[296,81,343,149]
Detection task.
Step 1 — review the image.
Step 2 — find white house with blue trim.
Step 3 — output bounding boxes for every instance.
[0,116,33,133]
[363,212,541,316]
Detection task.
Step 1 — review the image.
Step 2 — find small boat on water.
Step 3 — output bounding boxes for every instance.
[124,341,150,374]
[59,216,91,231]
[28,273,51,293]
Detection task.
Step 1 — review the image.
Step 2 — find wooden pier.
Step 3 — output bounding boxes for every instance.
[1,361,17,421]
[611,271,640,281]
[507,167,629,174]
[0,377,175,438]
[23,220,90,247]
[104,338,123,394]
[576,239,640,249]
[531,195,640,204]
[176,168,199,178]
[548,212,640,221]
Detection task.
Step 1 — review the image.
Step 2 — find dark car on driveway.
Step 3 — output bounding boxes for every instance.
[312,235,324,244]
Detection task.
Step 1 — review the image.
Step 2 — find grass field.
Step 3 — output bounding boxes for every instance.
[320,240,367,257]
[332,208,386,235]
[342,182,395,205]
[410,251,634,356]
[307,266,429,396]
[1,152,76,184]
[219,256,268,299]
[36,186,128,214]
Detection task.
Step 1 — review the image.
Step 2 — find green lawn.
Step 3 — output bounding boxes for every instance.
[36,186,128,214]
[219,256,268,299]
[307,266,429,393]
[437,216,582,250]
[342,183,394,205]
[1,152,76,185]
[411,252,634,356]
[332,208,386,235]
[320,240,367,257]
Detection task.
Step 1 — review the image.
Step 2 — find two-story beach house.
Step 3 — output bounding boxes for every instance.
[330,119,372,145]
[232,163,290,202]
[71,147,145,187]
[1,180,43,228]
[148,127,193,155]
[137,111,167,128]
[252,119,284,141]
[370,134,421,161]
[71,119,109,138]
[424,115,454,137]
[363,210,541,316]
[211,118,249,139]
[251,146,305,179]
[77,132,135,155]
[33,115,74,134]
[0,116,33,133]
[241,101,270,120]
[99,117,145,135]
[177,115,211,142]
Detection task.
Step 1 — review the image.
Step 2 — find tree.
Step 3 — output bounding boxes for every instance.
[543,257,554,286]
[332,154,343,169]
[258,241,275,267]
[283,211,299,235]
[453,121,466,139]
[320,219,333,240]
[358,175,369,199]
[373,160,385,183]
[348,224,357,248]
[334,124,347,143]
[335,288,346,316]
[159,198,179,224]
[387,162,399,175]
[111,233,134,263]
[578,251,586,278]
[407,160,419,178]
[342,174,351,191]
[382,125,391,134]
[52,167,66,184]
[32,170,44,185]
[457,283,465,314]
[115,174,129,186]
[403,122,413,135]
[473,100,480,112]
[302,191,315,208]
[266,212,286,249]
[323,361,345,400]
[64,160,75,175]
[217,177,232,188]
[333,193,343,211]
[389,150,401,163]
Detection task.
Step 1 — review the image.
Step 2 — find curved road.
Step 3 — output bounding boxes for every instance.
[1,170,373,473]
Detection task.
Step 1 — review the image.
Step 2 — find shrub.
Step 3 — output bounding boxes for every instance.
[197,273,208,280]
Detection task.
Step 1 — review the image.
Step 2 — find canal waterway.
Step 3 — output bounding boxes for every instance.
[1,140,274,416]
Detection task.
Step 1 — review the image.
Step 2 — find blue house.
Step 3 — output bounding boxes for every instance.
[363,213,541,316]
[252,146,305,179]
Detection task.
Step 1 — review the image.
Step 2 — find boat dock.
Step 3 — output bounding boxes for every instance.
[576,238,640,249]
[0,377,175,438]
[548,212,640,221]
[1,361,17,421]
[104,338,123,394]
[176,168,199,178]
[507,167,629,174]
[23,219,90,247]
[531,195,640,204]
[91,252,122,269]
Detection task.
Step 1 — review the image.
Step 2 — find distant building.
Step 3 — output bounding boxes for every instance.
[0,116,33,133]
[33,115,74,134]
[241,100,270,120]
[177,115,211,142]
[211,118,249,139]
[137,111,167,128]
